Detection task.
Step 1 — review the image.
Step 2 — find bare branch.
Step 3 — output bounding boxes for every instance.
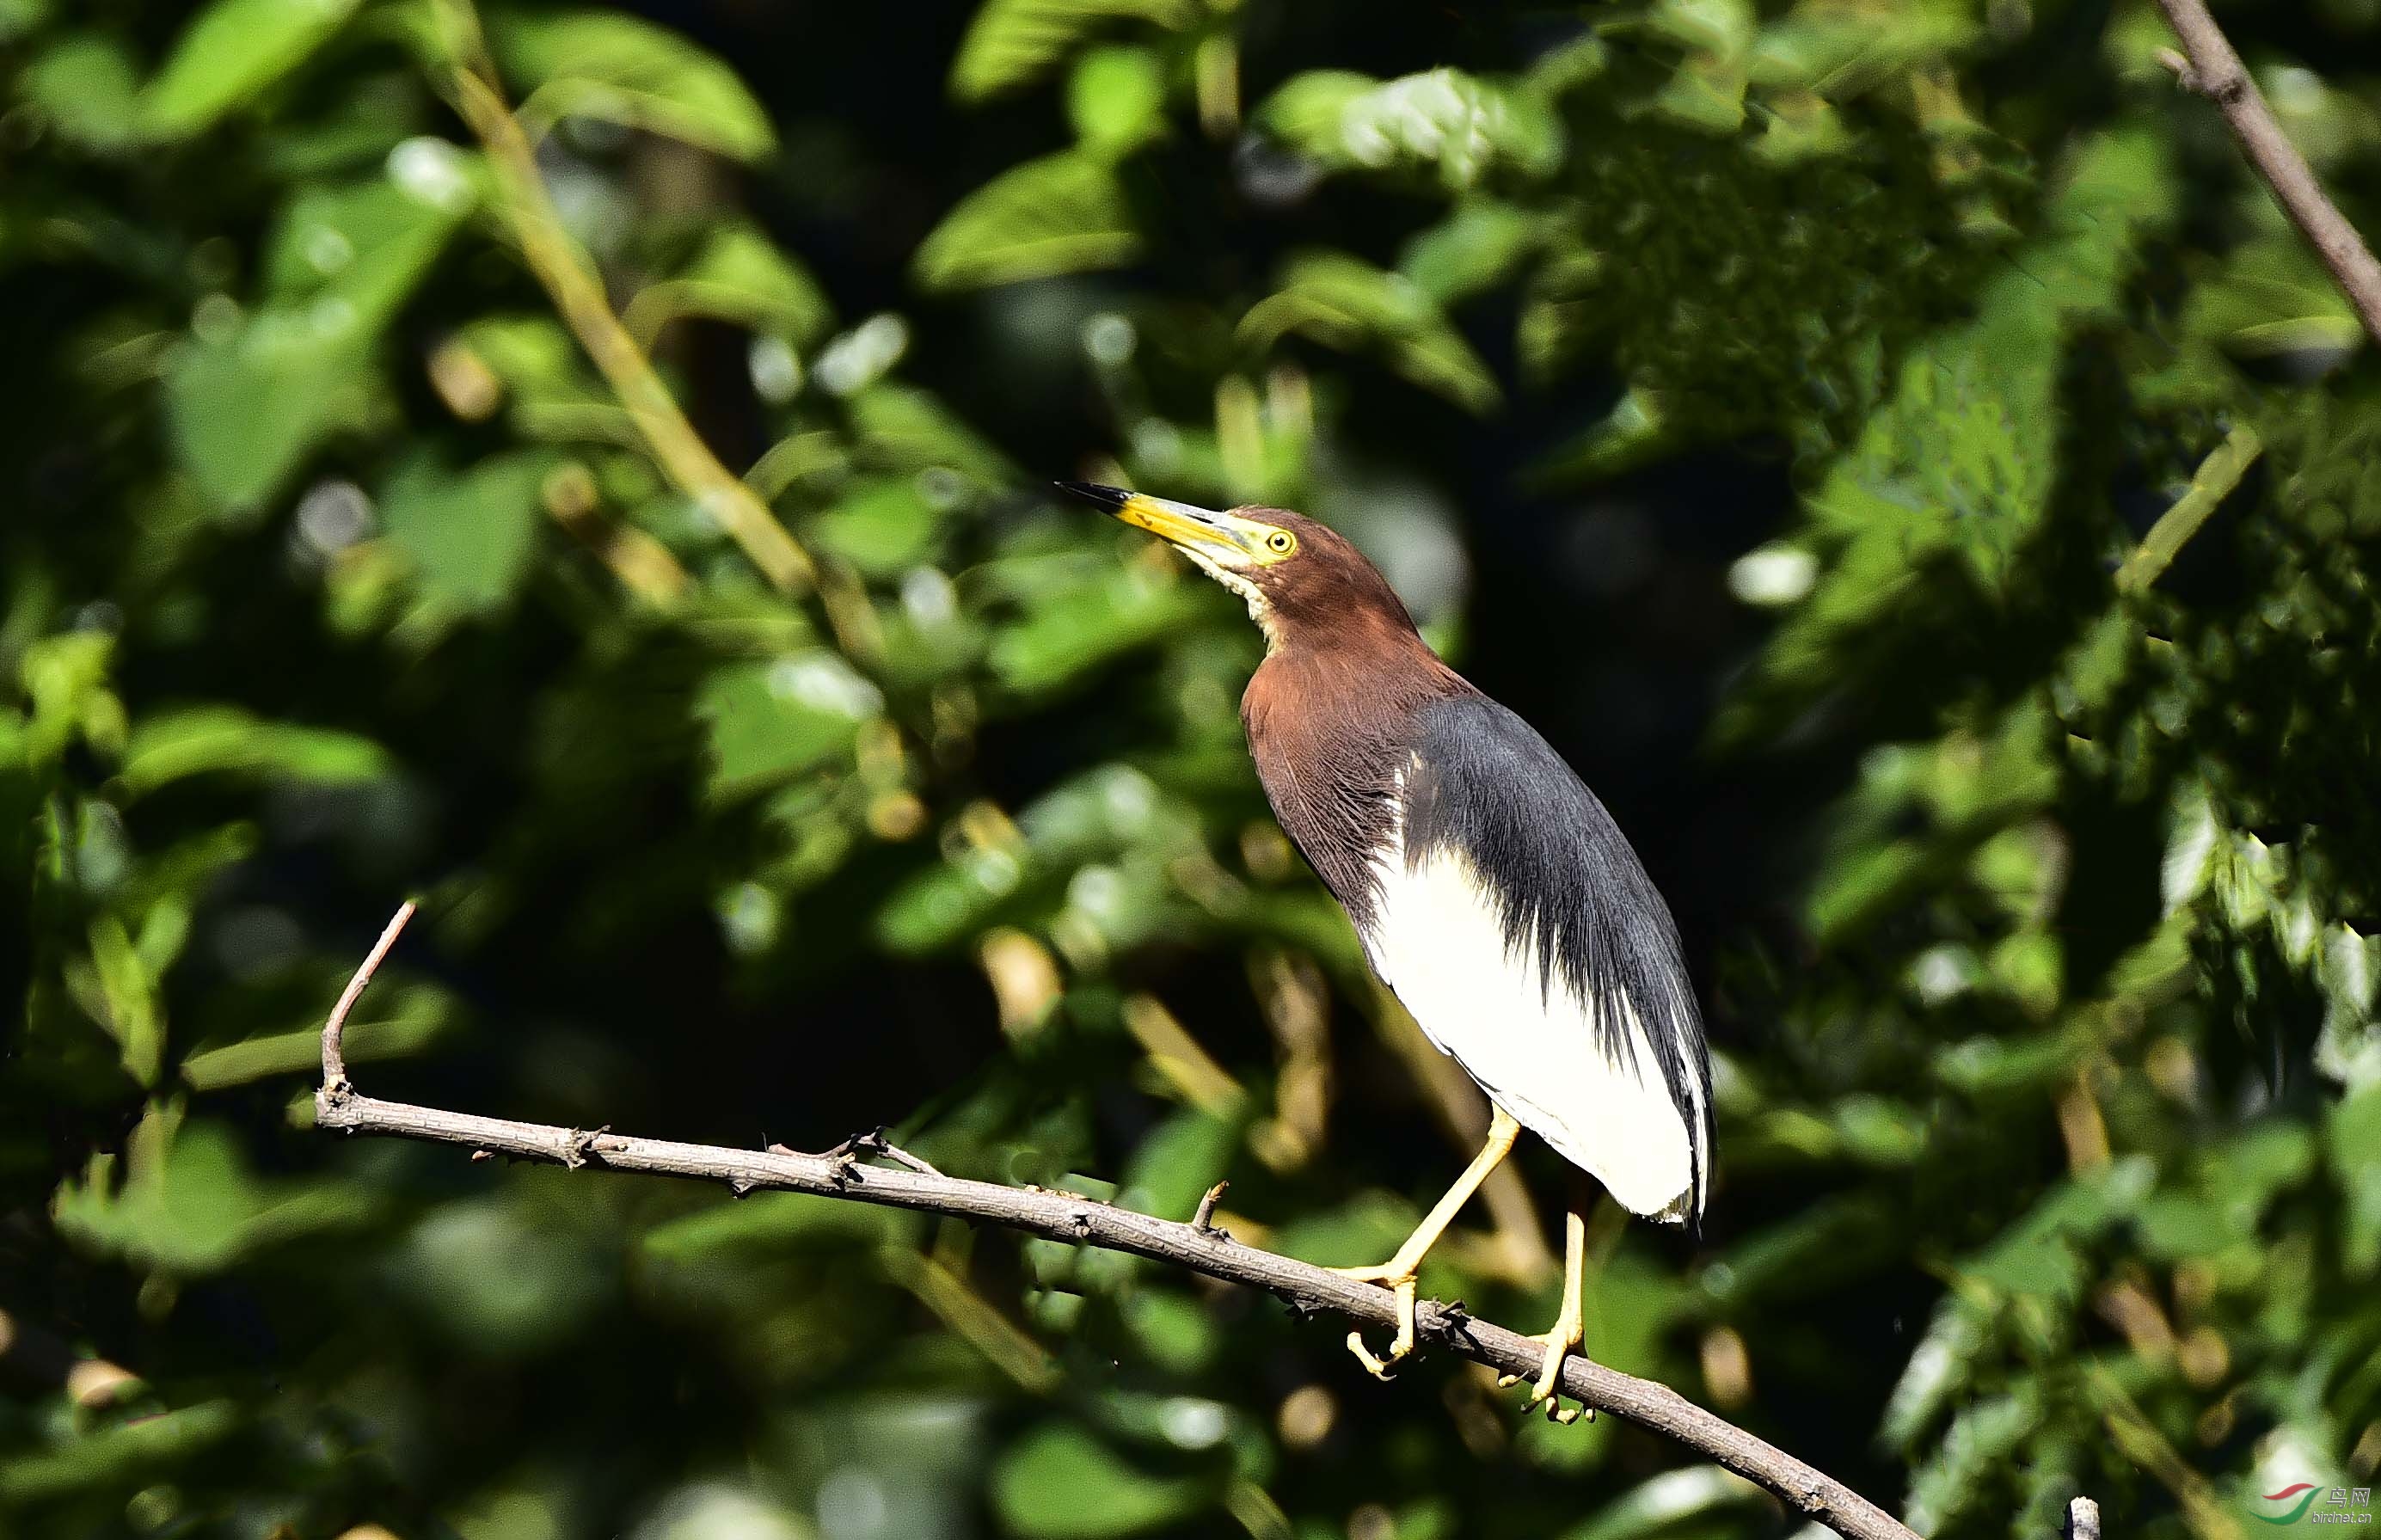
[2155,0,2381,347]
[319,899,417,1092]
[314,908,1919,1540]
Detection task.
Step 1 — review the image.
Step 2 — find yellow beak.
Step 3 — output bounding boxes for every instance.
[1056,482,1257,563]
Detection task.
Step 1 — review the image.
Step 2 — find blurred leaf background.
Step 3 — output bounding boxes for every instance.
[4,1,2380,1537]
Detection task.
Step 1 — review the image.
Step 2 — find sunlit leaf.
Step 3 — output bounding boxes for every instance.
[1557,1465,1763,1540]
[949,0,1192,103]
[696,653,881,801]
[181,980,451,1091]
[120,707,390,797]
[494,10,776,163]
[1255,67,1562,190]
[642,1191,925,1256]
[140,0,361,139]
[21,34,143,153]
[1068,45,1169,156]
[52,1118,362,1274]
[991,1421,1205,1537]
[632,224,834,349]
[166,166,472,513]
[1239,251,1500,413]
[1398,200,1543,305]
[913,150,1140,291]
[378,451,556,613]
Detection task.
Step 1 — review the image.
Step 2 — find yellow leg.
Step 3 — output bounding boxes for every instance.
[1334,1107,1522,1378]
[1498,1201,1591,1423]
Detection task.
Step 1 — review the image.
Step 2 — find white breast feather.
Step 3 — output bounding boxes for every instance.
[1359,783,1700,1221]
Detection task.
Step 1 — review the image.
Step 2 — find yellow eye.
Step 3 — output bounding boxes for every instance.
[1265,530,1296,555]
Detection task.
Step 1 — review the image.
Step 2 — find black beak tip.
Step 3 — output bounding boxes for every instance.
[1054,480,1132,512]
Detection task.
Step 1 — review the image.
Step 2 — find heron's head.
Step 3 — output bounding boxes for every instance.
[1058,482,1417,650]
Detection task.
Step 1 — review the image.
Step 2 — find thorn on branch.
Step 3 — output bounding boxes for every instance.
[820,1127,889,1162]
[470,1149,494,1163]
[561,1126,611,1170]
[1192,1181,1230,1238]
[1275,1291,1319,1322]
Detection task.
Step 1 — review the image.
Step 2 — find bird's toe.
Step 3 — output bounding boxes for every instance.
[1341,1279,1420,1379]
[1513,1325,1593,1424]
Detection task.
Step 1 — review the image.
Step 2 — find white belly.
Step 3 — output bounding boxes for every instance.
[1360,837,1700,1222]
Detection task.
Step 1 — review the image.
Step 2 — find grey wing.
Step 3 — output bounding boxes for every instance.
[1359,695,1712,1224]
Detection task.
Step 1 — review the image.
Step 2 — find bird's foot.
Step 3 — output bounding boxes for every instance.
[1328,1266,1419,1379]
[1498,1314,1592,1424]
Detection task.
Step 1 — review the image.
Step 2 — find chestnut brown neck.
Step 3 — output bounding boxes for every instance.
[1240,619,1471,923]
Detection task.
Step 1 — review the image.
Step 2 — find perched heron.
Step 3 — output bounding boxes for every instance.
[1062,482,1713,1421]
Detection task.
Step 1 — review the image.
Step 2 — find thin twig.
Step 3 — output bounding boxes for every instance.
[2154,0,2381,347]
[2116,424,2262,595]
[2070,1495,2104,1540]
[313,908,1918,1540]
[320,900,417,1091]
[426,0,815,593]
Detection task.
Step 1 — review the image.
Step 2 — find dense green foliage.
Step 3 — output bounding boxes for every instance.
[4,2,2379,1537]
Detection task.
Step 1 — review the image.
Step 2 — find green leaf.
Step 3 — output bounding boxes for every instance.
[86,917,163,1088]
[641,1191,924,1257]
[1719,130,2175,737]
[2184,236,2367,361]
[1904,1388,2040,1535]
[814,477,939,576]
[1814,130,2173,580]
[1255,67,1563,190]
[1747,3,1980,97]
[379,451,555,613]
[1119,1107,1238,1222]
[262,168,480,316]
[914,151,1141,291]
[1557,1466,1763,1540]
[181,980,451,1091]
[0,1403,240,1506]
[988,570,1211,695]
[21,34,144,154]
[140,0,361,139]
[494,10,776,163]
[2332,1084,2381,1274]
[167,164,473,513]
[52,1118,360,1274]
[950,0,1192,103]
[1120,1288,1221,1377]
[848,383,1016,485]
[120,706,390,798]
[695,653,881,801]
[991,1422,1204,1538]
[166,308,381,514]
[1068,45,1168,156]
[1880,1296,1992,1451]
[1239,251,1500,414]
[1398,200,1543,305]
[634,224,834,349]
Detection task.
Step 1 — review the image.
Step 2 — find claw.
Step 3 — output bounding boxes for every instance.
[1504,1321,1592,1424]
[1332,1268,1419,1377]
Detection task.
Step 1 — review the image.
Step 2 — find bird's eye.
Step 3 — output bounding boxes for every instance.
[1266,531,1296,555]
